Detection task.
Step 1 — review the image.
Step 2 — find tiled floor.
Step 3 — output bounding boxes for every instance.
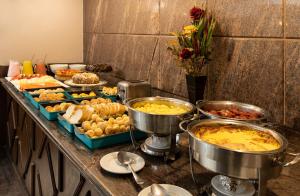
[0,148,28,196]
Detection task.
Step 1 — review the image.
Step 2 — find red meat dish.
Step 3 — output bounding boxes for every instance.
[207,108,261,120]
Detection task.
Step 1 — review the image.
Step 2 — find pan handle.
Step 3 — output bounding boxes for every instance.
[179,120,190,132]
[179,114,199,132]
[195,99,204,106]
[123,98,134,104]
[282,152,300,167]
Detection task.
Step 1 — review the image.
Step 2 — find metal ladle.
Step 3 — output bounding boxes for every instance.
[150,184,169,196]
[117,151,145,185]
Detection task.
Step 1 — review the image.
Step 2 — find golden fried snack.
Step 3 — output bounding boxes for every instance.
[90,103,126,118]
[45,102,72,112]
[81,114,130,138]
[34,92,65,102]
[29,88,64,95]
[102,86,117,95]
[80,98,111,105]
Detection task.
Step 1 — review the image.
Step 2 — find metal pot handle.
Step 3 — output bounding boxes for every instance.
[282,152,300,167]
[179,114,200,132]
[123,98,134,104]
[195,99,204,106]
[179,120,190,132]
[259,122,274,128]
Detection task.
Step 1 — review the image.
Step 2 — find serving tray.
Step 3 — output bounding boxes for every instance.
[57,114,79,134]
[66,90,100,101]
[99,92,118,102]
[39,101,78,121]
[64,79,107,87]
[74,126,146,150]
[23,91,73,109]
[23,86,67,97]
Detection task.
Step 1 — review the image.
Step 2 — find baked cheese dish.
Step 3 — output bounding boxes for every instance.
[193,125,280,152]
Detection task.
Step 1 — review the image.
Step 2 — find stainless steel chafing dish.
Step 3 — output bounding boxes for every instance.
[196,100,269,123]
[126,97,196,160]
[180,119,300,195]
[126,96,196,136]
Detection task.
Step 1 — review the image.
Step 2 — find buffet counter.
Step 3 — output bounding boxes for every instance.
[1,78,300,196]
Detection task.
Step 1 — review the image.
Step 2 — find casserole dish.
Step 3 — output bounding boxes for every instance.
[180,119,300,180]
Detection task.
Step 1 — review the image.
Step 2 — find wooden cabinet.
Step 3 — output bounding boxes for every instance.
[2,93,103,196]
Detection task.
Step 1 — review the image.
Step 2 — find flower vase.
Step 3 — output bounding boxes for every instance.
[185,75,207,104]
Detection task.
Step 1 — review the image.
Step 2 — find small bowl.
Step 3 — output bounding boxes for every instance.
[69,64,86,71]
[50,64,68,74]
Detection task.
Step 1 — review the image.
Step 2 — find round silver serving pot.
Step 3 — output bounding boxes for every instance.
[196,100,269,123]
[180,119,300,180]
[126,97,196,136]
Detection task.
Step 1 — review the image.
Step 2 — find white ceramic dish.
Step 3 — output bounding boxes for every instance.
[5,76,69,91]
[100,152,145,174]
[138,184,192,196]
[69,64,86,71]
[50,64,68,74]
[64,79,107,87]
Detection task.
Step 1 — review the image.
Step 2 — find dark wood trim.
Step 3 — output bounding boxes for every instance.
[5,96,12,123]
[9,128,16,153]
[6,121,11,147]
[31,163,36,196]
[37,135,47,159]
[22,149,32,178]
[19,111,26,133]
[37,170,43,196]
[58,150,64,192]
[46,143,58,196]
[73,174,86,196]
[31,122,36,150]
[18,141,23,169]
[11,101,17,130]
[16,102,20,128]
[15,136,19,165]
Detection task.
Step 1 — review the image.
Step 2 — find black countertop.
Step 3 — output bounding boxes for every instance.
[1,78,300,196]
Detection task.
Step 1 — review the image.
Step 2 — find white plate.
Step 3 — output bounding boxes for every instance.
[100,152,145,174]
[5,76,69,91]
[64,79,107,87]
[138,184,192,196]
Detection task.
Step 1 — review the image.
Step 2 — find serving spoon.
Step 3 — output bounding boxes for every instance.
[117,151,145,185]
[150,184,169,196]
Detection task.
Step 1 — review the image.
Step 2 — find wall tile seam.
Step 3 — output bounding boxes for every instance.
[85,31,300,39]
[158,0,161,35]
[84,33,300,42]
[86,2,102,34]
[283,0,286,125]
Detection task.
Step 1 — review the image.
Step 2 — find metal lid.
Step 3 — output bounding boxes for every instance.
[211,175,255,196]
[117,80,150,86]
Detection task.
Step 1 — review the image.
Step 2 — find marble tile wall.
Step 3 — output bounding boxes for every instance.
[84,0,300,128]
